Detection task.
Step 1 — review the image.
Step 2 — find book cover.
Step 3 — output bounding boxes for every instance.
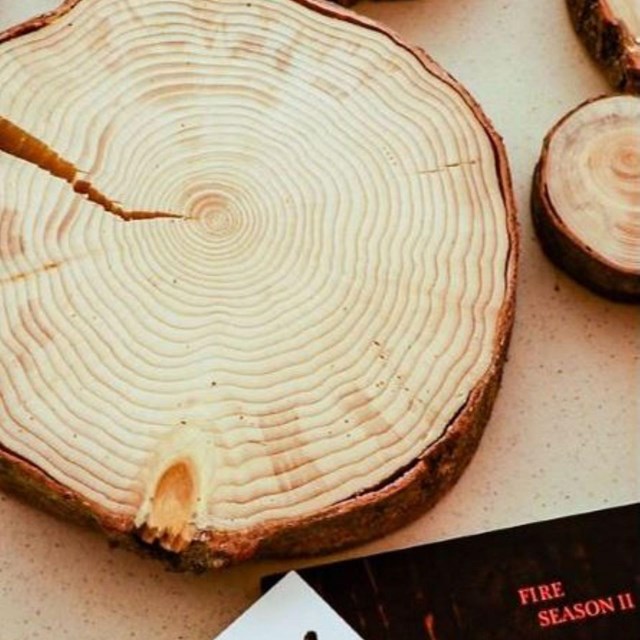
[263,504,639,639]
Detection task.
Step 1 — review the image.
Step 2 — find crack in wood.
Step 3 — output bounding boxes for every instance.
[417,159,479,175]
[0,260,60,285]
[0,115,186,222]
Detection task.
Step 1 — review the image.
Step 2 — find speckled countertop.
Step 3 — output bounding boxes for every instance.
[0,1,638,639]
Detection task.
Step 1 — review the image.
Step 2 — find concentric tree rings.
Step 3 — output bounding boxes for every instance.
[0,0,517,568]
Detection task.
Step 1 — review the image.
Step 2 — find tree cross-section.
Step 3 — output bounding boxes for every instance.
[0,0,517,569]
[533,95,640,302]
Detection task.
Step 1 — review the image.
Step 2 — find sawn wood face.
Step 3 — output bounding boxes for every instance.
[0,0,518,568]
[533,95,640,303]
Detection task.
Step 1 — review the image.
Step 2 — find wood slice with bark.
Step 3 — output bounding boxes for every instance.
[532,95,640,302]
[0,0,517,569]
[568,0,640,93]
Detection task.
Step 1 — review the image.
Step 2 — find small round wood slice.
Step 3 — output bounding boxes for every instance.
[532,95,640,302]
[0,0,517,569]
[568,0,640,93]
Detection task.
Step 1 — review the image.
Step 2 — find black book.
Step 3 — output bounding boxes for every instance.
[263,503,639,640]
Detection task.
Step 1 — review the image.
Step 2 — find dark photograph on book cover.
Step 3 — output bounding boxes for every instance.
[264,504,639,640]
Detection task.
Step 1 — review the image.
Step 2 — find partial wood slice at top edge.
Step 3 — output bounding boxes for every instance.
[532,94,640,303]
[0,0,518,569]
[568,0,640,93]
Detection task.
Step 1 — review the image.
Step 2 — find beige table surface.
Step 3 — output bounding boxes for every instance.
[0,1,638,638]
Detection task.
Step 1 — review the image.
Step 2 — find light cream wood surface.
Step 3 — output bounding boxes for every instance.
[0,1,638,639]
[0,0,515,561]
[545,96,640,271]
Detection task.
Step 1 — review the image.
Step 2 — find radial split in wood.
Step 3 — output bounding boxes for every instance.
[568,0,640,93]
[0,0,517,568]
[532,95,640,302]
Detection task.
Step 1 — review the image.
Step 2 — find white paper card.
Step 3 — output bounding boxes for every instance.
[215,572,365,639]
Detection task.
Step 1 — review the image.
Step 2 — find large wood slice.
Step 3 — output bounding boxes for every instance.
[568,0,640,93]
[0,0,517,569]
[532,95,640,302]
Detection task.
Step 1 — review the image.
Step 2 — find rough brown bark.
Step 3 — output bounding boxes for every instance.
[0,0,518,569]
[532,95,640,303]
[567,0,640,93]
